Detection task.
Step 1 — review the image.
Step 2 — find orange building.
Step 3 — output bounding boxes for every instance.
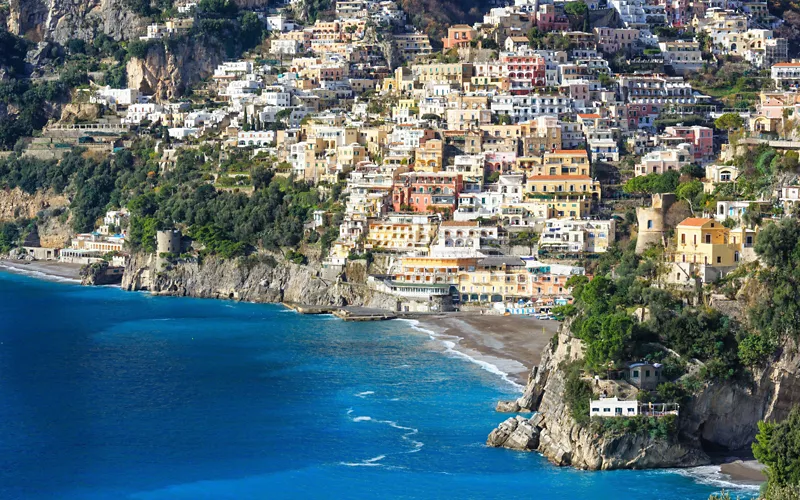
[441,25,478,50]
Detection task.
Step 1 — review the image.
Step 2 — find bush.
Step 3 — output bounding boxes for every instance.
[591,415,676,440]
[285,249,307,265]
[738,334,777,366]
[564,362,593,425]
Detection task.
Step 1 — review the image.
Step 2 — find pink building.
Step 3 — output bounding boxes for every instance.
[484,152,518,173]
[441,25,478,50]
[663,126,714,163]
[535,4,570,32]
[502,53,546,94]
[393,172,464,213]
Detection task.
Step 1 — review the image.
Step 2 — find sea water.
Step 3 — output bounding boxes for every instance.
[0,272,758,499]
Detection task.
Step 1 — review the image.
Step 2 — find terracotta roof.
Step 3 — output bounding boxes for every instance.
[441,221,479,226]
[773,62,800,67]
[578,113,601,119]
[678,217,714,227]
[550,149,589,155]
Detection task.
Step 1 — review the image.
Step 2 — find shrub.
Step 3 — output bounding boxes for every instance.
[563,362,593,425]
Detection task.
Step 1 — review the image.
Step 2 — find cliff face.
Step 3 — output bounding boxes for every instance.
[126,38,225,100]
[0,187,68,222]
[7,0,144,43]
[488,324,800,470]
[488,329,709,469]
[122,252,403,308]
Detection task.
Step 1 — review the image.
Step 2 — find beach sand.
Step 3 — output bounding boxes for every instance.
[719,459,767,484]
[411,313,560,386]
[0,259,83,281]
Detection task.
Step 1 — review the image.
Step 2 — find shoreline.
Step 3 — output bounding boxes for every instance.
[0,267,769,491]
[0,259,83,283]
[405,313,560,387]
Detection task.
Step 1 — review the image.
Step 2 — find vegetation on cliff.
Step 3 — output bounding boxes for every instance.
[753,406,800,499]
[746,216,800,363]
[0,143,343,258]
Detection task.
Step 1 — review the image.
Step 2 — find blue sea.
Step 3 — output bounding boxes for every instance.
[0,271,759,499]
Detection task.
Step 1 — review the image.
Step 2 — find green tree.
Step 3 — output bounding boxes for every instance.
[714,113,744,131]
[753,406,800,494]
[0,222,19,252]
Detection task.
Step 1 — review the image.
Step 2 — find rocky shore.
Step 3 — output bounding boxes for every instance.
[486,320,800,475]
[121,252,409,309]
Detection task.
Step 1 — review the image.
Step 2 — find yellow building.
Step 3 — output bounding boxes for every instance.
[337,143,367,167]
[457,256,529,303]
[524,175,601,218]
[411,62,474,85]
[516,150,590,176]
[395,256,479,285]
[672,218,748,267]
[415,139,444,171]
[366,215,439,251]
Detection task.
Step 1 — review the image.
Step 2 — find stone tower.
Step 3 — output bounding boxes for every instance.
[635,193,675,254]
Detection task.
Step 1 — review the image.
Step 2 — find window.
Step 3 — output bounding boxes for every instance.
[645,370,650,377]
[717,256,721,264]
[681,234,685,244]
[633,370,639,377]
[603,407,611,413]
[705,234,711,244]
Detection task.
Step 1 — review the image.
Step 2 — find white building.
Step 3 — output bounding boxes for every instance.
[90,86,141,106]
[538,219,616,253]
[658,41,703,75]
[124,103,164,124]
[772,62,800,88]
[635,143,693,176]
[237,130,277,147]
[590,397,640,417]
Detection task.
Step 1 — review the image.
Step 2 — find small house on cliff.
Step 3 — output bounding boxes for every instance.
[606,362,663,390]
[590,397,679,418]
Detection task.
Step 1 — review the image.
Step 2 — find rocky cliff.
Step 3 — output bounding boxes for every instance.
[7,0,144,44]
[0,187,68,222]
[126,37,226,100]
[122,252,404,308]
[487,323,800,470]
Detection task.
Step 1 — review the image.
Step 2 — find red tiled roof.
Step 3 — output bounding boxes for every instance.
[678,217,713,227]
[550,149,589,155]
[441,221,479,226]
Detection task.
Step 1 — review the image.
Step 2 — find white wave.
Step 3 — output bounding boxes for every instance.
[355,391,375,398]
[340,455,386,467]
[347,409,424,454]
[386,420,424,453]
[0,263,81,284]
[666,466,762,491]
[400,319,523,391]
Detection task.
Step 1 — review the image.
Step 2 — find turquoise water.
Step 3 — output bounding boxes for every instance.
[0,271,757,499]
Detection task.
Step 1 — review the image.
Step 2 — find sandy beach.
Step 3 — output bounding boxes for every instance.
[410,313,560,386]
[719,459,767,484]
[0,259,83,281]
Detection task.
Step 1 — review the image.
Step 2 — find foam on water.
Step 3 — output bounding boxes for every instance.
[402,319,524,391]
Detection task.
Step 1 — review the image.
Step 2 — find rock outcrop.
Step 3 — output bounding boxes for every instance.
[80,260,123,285]
[122,252,404,308]
[59,103,102,123]
[488,322,800,470]
[0,187,69,222]
[126,37,226,100]
[7,0,144,44]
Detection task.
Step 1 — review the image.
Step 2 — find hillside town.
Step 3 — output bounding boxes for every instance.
[4,0,799,316]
